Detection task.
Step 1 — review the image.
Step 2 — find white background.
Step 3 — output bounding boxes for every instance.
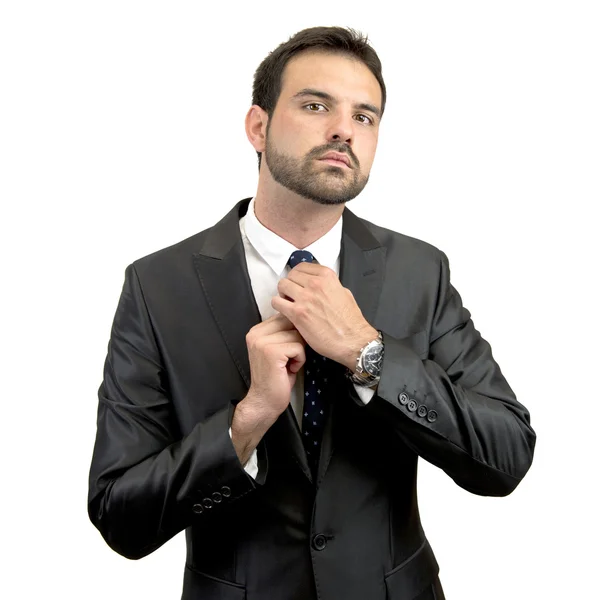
[1,1,598,598]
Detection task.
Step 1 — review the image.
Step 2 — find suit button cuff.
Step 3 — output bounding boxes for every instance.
[312,534,328,551]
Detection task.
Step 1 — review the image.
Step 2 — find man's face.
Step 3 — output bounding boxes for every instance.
[263,50,382,206]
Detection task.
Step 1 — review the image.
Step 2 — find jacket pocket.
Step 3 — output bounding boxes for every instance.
[182,564,246,600]
[384,538,439,599]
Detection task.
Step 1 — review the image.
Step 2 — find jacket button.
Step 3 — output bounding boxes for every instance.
[312,534,327,551]
[417,405,428,418]
[202,498,213,509]
[398,392,409,405]
[407,400,417,412]
[427,410,438,423]
[192,503,204,514]
[221,486,232,498]
[212,492,223,503]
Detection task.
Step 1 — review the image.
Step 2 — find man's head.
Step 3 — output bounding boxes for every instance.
[246,27,386,206]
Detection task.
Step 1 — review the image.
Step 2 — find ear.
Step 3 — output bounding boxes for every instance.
[245,105,268,153]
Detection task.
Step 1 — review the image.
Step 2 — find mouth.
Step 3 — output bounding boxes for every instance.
[317,151,352,169]
[317,158,351,169]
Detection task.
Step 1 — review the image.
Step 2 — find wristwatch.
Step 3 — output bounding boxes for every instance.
[345,330,384,387]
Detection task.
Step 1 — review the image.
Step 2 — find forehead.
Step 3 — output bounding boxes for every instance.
[279,50,382,109]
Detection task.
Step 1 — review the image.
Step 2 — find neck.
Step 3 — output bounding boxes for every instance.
[253,175,344,250]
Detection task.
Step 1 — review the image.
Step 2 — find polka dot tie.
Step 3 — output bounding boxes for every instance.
[287,250,334,478]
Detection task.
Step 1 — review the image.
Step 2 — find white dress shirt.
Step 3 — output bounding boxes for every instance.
[229,196,376,479]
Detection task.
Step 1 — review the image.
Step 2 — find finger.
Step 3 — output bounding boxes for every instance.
[277,277,297,300]
[263,329,305,346]
[257,312,297,334]
[282,342,307,372]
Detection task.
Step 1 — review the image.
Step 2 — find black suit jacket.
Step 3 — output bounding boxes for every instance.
[88,197,536,600]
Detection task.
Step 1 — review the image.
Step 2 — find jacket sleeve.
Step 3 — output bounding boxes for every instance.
[87,263,267,560]
[352,251,536,497]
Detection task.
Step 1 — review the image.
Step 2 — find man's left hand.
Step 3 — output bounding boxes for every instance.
[272,262,378,372]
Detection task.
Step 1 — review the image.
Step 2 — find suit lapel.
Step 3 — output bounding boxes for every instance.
[192,197,386,485]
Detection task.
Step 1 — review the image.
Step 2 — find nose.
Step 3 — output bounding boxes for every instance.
[325,110,354,146]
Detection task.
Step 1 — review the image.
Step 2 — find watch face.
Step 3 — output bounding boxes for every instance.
[363,346,383,376]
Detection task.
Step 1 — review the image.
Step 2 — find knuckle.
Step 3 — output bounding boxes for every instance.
[295,305,307,320]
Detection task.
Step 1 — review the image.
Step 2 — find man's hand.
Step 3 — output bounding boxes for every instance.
[272,262,378,372]
[232,312,308,467]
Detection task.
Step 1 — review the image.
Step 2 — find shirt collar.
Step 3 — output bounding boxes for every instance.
[241,196,343,276]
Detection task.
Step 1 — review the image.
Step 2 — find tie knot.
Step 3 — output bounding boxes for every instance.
[288,250,316,269]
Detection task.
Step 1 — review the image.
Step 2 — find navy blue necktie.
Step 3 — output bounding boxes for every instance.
[287,250,333,477]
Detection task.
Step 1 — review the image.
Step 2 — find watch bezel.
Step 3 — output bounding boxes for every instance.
[362,345,383,376]
[353,331,384,381]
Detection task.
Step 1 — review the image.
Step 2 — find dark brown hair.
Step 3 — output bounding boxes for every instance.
[251,26,387,168]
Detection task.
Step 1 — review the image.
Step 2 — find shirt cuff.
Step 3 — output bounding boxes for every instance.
[353,382,376,404]
[228,426,259,480]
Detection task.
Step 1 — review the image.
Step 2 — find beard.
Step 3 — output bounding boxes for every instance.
[263,129,369,206]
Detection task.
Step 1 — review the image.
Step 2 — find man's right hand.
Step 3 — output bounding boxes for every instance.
[231,312,307,466]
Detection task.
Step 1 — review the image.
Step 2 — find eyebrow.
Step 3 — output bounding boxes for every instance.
[291,88,381,120]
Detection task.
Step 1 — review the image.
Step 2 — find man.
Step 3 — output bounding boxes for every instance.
[88,26,536,600]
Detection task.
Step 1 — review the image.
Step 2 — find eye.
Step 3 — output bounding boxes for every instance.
[305,103,327,112]
[355,114,374,125]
